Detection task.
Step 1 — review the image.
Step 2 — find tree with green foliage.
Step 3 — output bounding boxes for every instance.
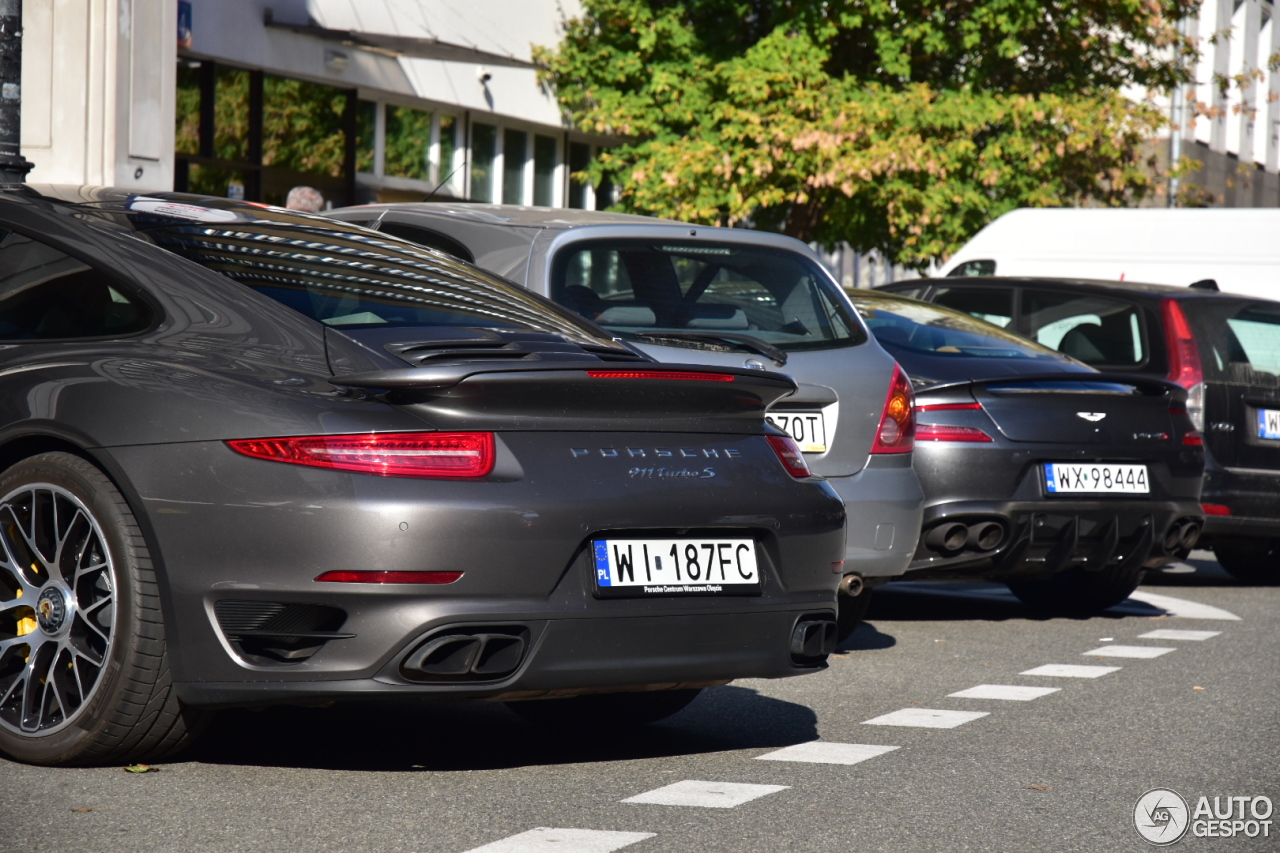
[536,0,1199,267]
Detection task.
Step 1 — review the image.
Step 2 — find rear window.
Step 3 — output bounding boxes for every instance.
[550,240,866,353]
[1198,302,1280,384]
[142,217,614,347]
[1024,290,1146,367]
[848,294,1061,360]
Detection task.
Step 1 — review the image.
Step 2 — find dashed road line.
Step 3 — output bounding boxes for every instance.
[462,827,656,853]
[755,742,900,765]
[947,684,1061,701]
[1021,663,1121,678]
[862,708,989,729]
[622,780,789,808]
[1124,590,1241,621]
[1084,644,1175,659]
[1139,628,1221,641]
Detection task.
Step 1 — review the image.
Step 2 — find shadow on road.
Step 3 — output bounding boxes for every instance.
[187,683,818,773]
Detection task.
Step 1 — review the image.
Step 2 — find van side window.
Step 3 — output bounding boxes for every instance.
[932,287,1014,328]
[947,260,996,277]
[1024,290,1145,367]
[0,231,152,341]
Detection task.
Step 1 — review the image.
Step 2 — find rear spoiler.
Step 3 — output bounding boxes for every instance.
[922,372,1186,401]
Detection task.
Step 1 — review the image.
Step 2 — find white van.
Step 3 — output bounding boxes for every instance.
[940,208,1280,300]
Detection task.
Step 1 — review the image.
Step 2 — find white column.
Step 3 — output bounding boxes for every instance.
[492,126,504,204]
[520,132,534,205]
[427,112,441,186]
[1210,0,1233,153]
[1238,0,1261,165]
[1266,12,1280,173]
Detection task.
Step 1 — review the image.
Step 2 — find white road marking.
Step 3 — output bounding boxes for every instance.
[462,828,656,853]
[1021,664,1121,678]
[755,742,900,765]
[1139,629,1221,641]
[1084,644,1175,659]
[862,708,989,729]
[1124,591,1241,621]
[623,780,789,809]
[948,684,1061,701]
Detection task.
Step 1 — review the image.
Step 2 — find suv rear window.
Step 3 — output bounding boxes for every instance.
[1024,290,1146,367]
[550,240,866,353]
[1198,302,1280,383]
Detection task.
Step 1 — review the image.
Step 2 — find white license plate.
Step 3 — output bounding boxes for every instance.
[1259,408,1280,440]
[1044,463,1149,494]
[592,538,760,597]
[767,411,827,453]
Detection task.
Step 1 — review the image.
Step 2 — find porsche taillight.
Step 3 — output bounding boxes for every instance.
[227,432,495,479]
[871,363,915,454]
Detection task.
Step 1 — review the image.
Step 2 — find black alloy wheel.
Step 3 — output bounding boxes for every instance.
[506,688,703,728]
[0,453,206,766]
[1213,538,1279,584]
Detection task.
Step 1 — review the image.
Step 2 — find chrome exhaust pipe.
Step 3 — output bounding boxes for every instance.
[1178,521,1201,551]
[967,521,1006,552]
[839,573,864,598]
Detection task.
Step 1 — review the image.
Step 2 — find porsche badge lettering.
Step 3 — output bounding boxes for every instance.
[570,447,742,459]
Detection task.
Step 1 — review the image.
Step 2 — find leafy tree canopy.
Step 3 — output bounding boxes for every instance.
[536,0,1199,267]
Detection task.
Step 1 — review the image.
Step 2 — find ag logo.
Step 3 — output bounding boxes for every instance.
[1135,788,1190,845]
[1077,412,1107,422]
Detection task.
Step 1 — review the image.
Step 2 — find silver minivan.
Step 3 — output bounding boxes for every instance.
[327,204,925,634]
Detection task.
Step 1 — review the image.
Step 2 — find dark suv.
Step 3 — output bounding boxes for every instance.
[879,276,1280,582]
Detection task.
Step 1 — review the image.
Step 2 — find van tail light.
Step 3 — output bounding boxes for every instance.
[871,363,915,454]
[1161,299,1205,431]
[915,424,993,443]
[767,435,811,477]
[227,432,495,479]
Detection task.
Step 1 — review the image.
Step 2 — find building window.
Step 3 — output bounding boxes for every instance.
[385,104,433,180]
[356,100,376,174]
[471,123,497,202]
[568,141,591,209]
[438,115,459,190]
[503,129,528,204]
[533,135,557,207]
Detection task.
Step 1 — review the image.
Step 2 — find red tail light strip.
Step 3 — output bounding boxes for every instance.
[916,402,983,412]
[1182,432,1204,446]
[586,369,734,382]
[915,424,994,443]
[227,432,495,479]
[315,571,464,584]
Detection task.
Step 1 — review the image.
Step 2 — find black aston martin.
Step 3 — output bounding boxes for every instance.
[846,290,1204,615]
[0,187,845,766]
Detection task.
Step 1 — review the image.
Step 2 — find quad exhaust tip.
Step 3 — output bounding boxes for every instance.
[925,520,1007,556]
[401,629,528,681]
[1161,518,1202,554]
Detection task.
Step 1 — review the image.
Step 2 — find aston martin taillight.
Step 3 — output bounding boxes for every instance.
[915,424,994,443]
[227,432,495,479]
[870,363,915,454]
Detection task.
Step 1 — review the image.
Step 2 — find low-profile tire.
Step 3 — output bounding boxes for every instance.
[1213,538,1279,584]
[0,452,207,766]
[1007,563,1145,618]
[836,587,873,643]
[506,688,702,728]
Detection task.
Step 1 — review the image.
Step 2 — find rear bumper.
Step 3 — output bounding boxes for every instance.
[905,498,1204,580]
[824,454,924,578]
[1200,465,1280,541]
[174,606,833,708]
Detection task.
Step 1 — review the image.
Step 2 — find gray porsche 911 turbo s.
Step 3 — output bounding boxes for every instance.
[0,187,845,766]
[846,290,1205,615]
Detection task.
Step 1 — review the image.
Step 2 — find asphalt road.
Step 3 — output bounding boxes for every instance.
[3,552,1276,853]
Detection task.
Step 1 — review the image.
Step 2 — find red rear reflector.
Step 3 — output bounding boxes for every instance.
[227,432,495,479]
[1182,432,1204,446]
[871,363,915,454]
[767,434,811,477]
[315,570,463,584]
[916,402,982,412]
[831,561,846,574]
[1200,503,1231,516]
[586,369,734,382]
[915,424,994,443]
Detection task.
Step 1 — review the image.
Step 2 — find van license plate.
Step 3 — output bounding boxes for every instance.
[1044,463,1149,494]
[592,538,760,597]
[1259,409,1280,440]
[767,412,827,453]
